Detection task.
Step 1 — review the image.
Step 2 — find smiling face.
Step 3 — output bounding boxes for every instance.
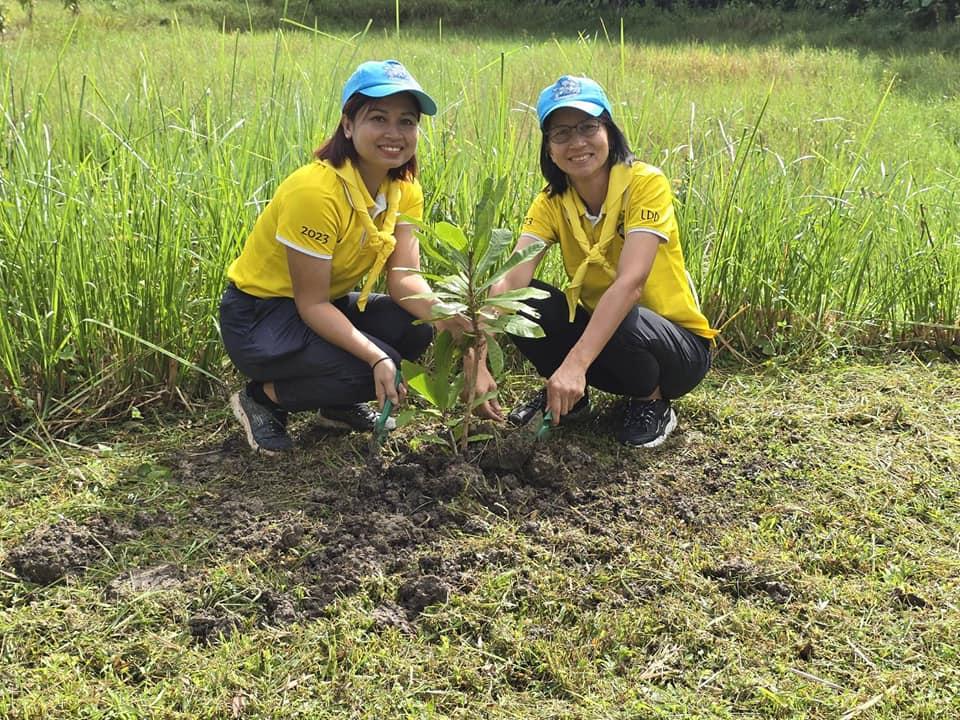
[545,107,610,186]
[342,92,420,183]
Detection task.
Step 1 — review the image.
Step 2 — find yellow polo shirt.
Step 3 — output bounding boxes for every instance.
[521,161,717,340]
[227,159,423,300]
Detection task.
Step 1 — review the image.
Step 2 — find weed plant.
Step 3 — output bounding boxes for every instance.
[1,6,958,434]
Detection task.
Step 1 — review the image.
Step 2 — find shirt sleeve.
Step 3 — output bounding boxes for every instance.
[397,179,424,225]
[625,167,677,244]
[275,184,343,259]
[520,190,559,244]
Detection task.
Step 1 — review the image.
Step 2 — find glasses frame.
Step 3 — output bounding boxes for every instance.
[546,118,603,145]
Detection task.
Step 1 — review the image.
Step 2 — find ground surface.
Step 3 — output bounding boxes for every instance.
[1,359,958,718]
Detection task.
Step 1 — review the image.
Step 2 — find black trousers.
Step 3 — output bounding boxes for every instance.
[509,280,711,400]
[219,284,432,411]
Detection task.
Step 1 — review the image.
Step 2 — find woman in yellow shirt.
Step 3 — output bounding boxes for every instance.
[493,76,716,448]
[221,60,500,453]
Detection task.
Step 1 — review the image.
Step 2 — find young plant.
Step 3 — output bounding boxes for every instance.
[400,178,548,453]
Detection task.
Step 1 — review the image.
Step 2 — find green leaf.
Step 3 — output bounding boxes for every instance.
[401,360,439,407]
[479,240,548,292]
[401,290,453,303]
[395,408,420,427]
[415,232,458,272]
[430,301,469,320]
[476,227,515,281]
[473,178,506,244]
[488,286,551,303]
[486,335,504,377]
[439,273,470,297]
[483,298,539,316]
[499,314,546,338]
[435,221,468,252]
[426,330,461,412]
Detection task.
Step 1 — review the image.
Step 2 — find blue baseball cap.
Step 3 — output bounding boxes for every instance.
[341,60,437,116]
[536,75,612,127]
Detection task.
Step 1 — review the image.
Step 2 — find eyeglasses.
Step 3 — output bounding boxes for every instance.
[546,118,602,144]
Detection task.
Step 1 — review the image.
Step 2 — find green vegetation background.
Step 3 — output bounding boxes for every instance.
[1,0,958,433]
[0,4,958,719]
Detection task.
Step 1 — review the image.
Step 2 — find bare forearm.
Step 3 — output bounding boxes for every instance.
[564,280,642,372]
[389,272,437,322]
[297,301,386,366]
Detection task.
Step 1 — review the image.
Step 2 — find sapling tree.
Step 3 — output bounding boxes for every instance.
[399,178,548,453]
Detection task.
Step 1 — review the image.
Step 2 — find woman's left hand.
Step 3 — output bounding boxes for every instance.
[463,360,504,421]
[545,363,587,426]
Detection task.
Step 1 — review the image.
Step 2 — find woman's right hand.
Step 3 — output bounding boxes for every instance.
[372,356,405,410]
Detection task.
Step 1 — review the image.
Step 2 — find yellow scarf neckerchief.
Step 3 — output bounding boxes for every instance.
[559,163,632,321]
[333,160,402,311]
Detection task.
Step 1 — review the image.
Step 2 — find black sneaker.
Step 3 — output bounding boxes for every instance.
[507,388,590,427]
[617,398,677,448]
[230,389,293,454]
[316,403,396,432]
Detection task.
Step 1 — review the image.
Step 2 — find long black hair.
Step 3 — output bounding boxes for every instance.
[539,110,633,196]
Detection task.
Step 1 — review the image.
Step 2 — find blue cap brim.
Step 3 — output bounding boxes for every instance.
[356,84,437,116]
[540,100,606,127]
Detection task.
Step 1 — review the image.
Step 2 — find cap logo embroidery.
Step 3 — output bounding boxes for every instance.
[553,77,581,99]
[384,63,410,80]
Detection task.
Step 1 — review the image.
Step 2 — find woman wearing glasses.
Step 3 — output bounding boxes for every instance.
[493,76,716,447]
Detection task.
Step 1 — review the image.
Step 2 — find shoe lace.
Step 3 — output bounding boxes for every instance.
[625,400,661,427]
[255,410,287,436]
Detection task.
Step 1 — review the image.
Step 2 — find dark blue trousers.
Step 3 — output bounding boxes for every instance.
[219,284,433,411]
[510,280,711,400]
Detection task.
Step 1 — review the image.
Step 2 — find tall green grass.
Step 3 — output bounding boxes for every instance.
[1,7,958,432]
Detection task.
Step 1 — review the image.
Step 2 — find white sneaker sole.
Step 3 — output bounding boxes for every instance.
[230,391,281,456]
[638,408,677,448]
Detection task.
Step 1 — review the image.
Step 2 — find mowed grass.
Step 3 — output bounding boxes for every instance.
[1,5,959,432]
[0,359,957,718]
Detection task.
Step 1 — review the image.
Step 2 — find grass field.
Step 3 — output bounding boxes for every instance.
[1,360,958,718]
[1,1,959,433]
[1,5,959,718]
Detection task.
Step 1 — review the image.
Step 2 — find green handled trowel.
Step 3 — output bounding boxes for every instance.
[369,367,402,459]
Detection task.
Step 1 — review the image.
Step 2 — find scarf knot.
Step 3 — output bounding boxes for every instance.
[333,160,401,311]
[560,163,632,321]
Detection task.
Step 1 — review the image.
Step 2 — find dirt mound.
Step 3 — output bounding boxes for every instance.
[158,426,738,641]
[7,516,138,585]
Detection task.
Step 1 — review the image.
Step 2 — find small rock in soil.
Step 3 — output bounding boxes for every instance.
[891,587,929,609]
[371,601,415,634]
[188,610,237,644]
[259,589,298,625]
[397,574,450,617]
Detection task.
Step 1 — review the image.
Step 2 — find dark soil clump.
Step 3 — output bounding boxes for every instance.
[701,558,794,603]
[155,421,744,635]
[7,516,138,585]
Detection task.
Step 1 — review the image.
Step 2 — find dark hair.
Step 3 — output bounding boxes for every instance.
[539,111,633,196]
[314,92,419,181]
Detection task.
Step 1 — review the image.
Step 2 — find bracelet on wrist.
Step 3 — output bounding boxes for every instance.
[371,356,391,371]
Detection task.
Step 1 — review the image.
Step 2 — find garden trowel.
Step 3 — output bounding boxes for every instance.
[369,367,402,459]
